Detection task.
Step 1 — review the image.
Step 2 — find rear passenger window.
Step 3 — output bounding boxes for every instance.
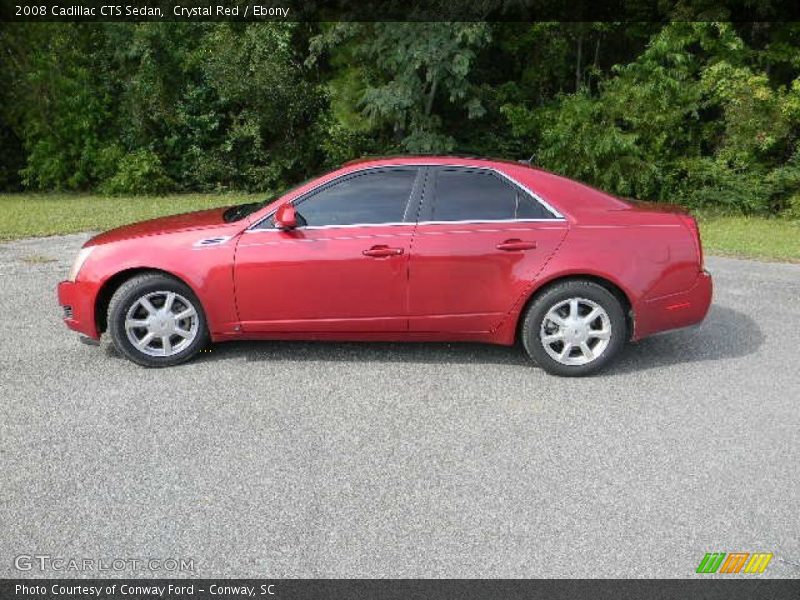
[431,169,554,222]
[515,189,557,219]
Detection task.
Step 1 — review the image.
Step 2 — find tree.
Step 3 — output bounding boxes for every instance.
[1,21,798,215]
[309,22,490,154]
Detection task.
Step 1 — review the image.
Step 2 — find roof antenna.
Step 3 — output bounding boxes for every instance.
[518,153,535,166]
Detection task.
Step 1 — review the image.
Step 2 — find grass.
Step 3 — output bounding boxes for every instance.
[0,192,263,241]
[696,213,800,263]
[1,193,798,262]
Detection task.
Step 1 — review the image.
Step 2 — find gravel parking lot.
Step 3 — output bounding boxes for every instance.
[1,233,798,578]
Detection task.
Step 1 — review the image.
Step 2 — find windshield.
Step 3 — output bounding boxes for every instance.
[222,175,317,223]
[222,199,273,223]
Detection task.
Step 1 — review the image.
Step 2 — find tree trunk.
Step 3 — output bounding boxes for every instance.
[425,73,439,116]
[575,33,583,92]
[393,119,405,143]
[590,33,601,90]
[593,33,601,70]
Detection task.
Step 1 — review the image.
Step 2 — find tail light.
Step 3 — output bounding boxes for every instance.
[678,214,704,271]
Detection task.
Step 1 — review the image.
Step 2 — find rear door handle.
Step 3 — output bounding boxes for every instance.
[363,245,404,258]
[496,239,537,251]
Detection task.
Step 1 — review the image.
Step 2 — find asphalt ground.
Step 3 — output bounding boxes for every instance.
[1,233,798,578]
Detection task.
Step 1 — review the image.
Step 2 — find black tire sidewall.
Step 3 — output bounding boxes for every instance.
[108,274,209,367]
[522,281,627,377]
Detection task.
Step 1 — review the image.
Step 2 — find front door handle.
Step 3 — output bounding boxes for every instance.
[363,245,404,258]
[496,239,537,251]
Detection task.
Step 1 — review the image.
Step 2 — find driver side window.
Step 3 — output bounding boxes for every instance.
[276,168,418,228]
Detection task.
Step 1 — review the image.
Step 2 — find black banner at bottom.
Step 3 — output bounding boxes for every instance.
[2,579,799,600]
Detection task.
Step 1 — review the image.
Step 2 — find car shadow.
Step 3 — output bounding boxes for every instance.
[166,304,761,374]
[192,338,532,367]
[607,304,764,375]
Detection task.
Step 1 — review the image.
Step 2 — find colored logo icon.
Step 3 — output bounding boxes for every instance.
[696,552,773,574]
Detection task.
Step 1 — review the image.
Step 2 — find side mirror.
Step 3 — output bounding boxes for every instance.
[274,204,298,230]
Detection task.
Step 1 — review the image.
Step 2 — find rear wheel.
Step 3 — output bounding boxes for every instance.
[107,273,208,367]
[521,280,627,376]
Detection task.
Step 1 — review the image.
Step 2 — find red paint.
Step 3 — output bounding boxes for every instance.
[666,302,691,311]
[85,207,230,247]
[273,203,297,230]
[407,221,568,333]
[57,156,713,346]
[234,225,412,332]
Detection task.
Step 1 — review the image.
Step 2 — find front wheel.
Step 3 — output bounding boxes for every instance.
[107,273,209,367]
[521,280,627,377]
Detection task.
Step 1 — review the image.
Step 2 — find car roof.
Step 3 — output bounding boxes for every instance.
[342,154,530,168]
[336,156,631,216]
[341,155,531,170]
[260,156,630,224]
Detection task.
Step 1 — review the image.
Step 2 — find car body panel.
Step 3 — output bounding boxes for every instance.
[57,279,99,338]
[85,207,233,246]
[234,225,413,332]
[506,216,707,341]
[57,156,712,348]
[635,270,713,338]
[59,224,243,340]
[407,221,568,333]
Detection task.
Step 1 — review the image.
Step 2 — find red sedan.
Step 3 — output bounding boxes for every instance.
[58,156,712,376]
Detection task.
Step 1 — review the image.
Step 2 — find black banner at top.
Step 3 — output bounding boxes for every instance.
[2,0,800,22]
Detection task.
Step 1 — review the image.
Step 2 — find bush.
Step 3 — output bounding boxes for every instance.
[503,23,800,214]
[99,150,174,195]
[783,194,800,220]
[2,21,800,212]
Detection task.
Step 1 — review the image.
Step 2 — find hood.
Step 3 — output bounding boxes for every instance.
[85,207,232,246]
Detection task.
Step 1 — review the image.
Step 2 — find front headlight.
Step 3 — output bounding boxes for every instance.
[68,247,95,282]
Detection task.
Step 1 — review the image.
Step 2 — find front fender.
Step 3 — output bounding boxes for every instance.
[77,229,241,337]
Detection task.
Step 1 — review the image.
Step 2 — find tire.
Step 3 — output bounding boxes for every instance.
[107,272,209,367]
[521,280,627,377]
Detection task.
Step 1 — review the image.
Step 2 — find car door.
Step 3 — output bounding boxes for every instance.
[408,166,569,333]
[234,167,423,333]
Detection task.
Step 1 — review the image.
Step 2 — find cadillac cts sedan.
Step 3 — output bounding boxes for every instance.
[58,156,712,376]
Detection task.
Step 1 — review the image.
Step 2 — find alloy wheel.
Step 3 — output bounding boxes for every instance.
[124,290,199,357]
[539,297,612,366]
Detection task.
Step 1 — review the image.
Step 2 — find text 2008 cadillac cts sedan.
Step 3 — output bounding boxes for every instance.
[58,156,712,376]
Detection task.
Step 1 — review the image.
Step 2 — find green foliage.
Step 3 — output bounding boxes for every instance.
[309,22,491,154]
[784,194,800,220]
[1,25,117,190]
[99,149,174,195]
[1,21,799,215]
[0,125,24,191]
[502,22,800,213]
[0,22,324,193]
